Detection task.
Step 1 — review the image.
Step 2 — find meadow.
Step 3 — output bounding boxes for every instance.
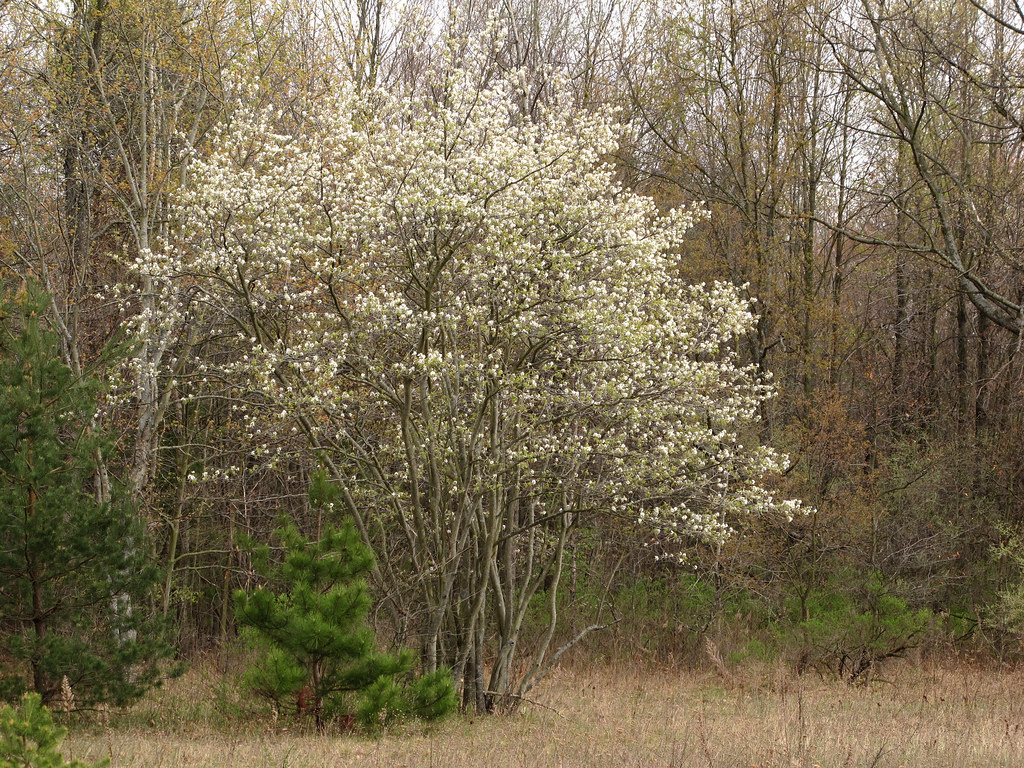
[65,658,1024,768]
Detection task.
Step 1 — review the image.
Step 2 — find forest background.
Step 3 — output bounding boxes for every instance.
[2,0,1024,721]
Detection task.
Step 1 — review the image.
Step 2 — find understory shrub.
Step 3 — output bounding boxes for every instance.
[778,571,931,680]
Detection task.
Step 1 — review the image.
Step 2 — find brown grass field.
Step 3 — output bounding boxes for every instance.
[64,659,1024,768]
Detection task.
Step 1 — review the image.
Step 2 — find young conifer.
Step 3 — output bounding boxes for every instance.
[235,471,455,731]
[0,283,171,707]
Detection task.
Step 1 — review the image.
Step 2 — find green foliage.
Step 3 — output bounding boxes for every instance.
[239,645,307,708]
[728,637,775,665]
[781,571,931,680]
[992,525,1024,641]
[0,284,171,707]
[354,676,405,729]
[405,668,459,721]
[235,472,455,730]
[353,668,457,730]
[0,693,107,768]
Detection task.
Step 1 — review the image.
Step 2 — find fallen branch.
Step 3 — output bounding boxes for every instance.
[517,619,622,700]
[483,690,566,718]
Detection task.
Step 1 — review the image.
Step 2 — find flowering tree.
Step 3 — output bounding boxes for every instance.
[134,44,801,710]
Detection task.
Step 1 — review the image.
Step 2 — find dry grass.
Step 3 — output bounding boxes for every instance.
[65,659,1024,768]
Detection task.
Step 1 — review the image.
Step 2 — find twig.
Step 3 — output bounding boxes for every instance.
[483,691,566,718]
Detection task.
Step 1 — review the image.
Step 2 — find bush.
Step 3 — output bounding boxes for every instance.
[779,571,931,680]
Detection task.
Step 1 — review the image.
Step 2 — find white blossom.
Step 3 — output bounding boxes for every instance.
[130,55,804,600]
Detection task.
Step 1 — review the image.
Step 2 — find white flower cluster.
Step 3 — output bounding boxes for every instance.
[131,55,805,563]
